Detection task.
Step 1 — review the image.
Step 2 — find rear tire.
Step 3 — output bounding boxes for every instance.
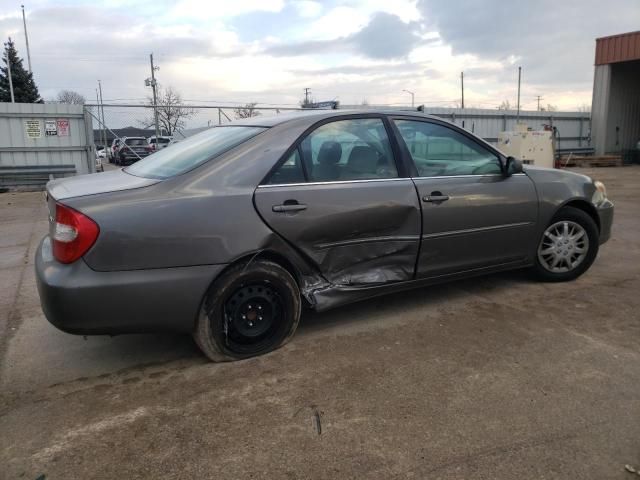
[194,260,301,362]
[532,206,599,282]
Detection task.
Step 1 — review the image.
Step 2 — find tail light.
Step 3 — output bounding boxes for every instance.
[51,202,99,264]
[147,144,153,151]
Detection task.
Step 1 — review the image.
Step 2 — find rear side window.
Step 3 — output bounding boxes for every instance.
[265,149,305,185]
[303,118,397,182]
[126,126,266,179]
[394,120,501,177]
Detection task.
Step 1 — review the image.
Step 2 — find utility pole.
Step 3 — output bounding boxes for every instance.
[303,87,311,106]
[460,71,465,109]
[516,66,522,121]
[98,80,107,157]
[149,53,160,137]
[5,41,15,103]
[21,5,32,73]
[536,95,543,111]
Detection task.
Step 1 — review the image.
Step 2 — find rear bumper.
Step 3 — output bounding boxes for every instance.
[597,199,614,245]
[35,236,225,335]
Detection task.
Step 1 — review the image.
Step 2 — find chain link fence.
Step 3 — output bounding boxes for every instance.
[84,103,306,164]
[84,103,592,165]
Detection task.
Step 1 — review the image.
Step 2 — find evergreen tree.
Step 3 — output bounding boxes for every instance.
[0,37,42,103]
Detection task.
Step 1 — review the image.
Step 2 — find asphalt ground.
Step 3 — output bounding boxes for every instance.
[0,166,638,479]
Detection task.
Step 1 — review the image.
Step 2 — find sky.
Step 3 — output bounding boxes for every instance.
[0,0,639,111]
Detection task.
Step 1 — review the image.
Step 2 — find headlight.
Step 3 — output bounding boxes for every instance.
[592,180,607,205]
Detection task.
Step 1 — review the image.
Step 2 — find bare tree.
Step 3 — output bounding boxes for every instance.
[497,99,511,110]
[233,103,261,119]
[56,89,86,104]
[540,104,558,112]
[142,86,195,136]
[578,103,591,113]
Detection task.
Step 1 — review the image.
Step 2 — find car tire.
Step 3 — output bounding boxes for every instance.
[532,206,599,282]
[194,260,301,362]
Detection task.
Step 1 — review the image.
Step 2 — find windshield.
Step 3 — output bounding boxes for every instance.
[125,126,267,179]
[126,138,147,146]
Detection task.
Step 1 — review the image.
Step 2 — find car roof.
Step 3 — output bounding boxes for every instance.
[224,109,442,128]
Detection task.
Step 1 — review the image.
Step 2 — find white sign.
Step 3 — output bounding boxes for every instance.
[45,120,58,136]
[56,119,70,136]
[25,120,42,138]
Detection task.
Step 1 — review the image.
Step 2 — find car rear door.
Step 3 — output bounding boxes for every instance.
[254,116,421,286]
[391,117,539,278]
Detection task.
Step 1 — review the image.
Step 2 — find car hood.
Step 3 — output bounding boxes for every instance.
[524,164,593,182]
[47,168,160,200]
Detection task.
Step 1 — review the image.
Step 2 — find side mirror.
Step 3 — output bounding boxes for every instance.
[504,156,523,176]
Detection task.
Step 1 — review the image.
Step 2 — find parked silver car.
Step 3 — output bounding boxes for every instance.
[36,111,613,361]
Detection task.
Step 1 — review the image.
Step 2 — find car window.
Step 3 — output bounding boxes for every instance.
[125,126,266,179]
[300,118,398,182]
[158,138,171,144]
[394,120,501,177]
[265,149,305,185]
[126,138,147,146]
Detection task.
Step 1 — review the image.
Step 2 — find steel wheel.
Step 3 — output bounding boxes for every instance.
[224,283,284,350]
[194,260,301,362]
[537,220,589,273]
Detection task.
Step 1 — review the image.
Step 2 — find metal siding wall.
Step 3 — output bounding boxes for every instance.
[596,31,640,65]
[591,65,611,155]
[0,102,93,175]
[419,107,589,150]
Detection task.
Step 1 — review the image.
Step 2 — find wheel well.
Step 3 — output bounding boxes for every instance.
[563,200,600,232]
[229,250,302,287]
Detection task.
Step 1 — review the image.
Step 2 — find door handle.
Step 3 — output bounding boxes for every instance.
[422,192,450,203]
[272,203,307,213]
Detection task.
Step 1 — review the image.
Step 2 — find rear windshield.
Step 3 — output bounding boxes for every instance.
[125,126,266,179]
[126,138,147,146]
[157,138,171,144]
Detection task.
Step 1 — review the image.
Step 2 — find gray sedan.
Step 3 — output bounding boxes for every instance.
[36,111,614,361]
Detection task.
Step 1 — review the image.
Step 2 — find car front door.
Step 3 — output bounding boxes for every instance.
[391,117,539,278]
[254,117,422,286]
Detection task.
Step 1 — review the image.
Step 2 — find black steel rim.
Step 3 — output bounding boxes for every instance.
[223,282,286,353]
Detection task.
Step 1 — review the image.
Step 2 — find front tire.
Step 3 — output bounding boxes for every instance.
[532,206,599,282]
[194,260,301,362]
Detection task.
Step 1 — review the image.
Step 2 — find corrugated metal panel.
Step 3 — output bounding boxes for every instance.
[0,102,93,176]
[595,31,640,65]
[342,106,591,150]
[420,108,589,150]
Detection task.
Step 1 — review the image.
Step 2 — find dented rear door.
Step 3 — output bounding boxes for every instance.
[254,179,421,286]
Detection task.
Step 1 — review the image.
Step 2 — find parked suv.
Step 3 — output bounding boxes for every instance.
[147,135,173,152]
[116,137,152,166]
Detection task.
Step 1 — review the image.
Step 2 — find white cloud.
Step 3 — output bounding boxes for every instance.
[292,0,323,18]
[168,0,285,20]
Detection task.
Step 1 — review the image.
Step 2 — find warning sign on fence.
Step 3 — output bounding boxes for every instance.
[56,119,70,136]
[24,120,42,138]
[45,120,57,136]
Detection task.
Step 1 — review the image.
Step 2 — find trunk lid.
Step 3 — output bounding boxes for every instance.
[47,168,160,201]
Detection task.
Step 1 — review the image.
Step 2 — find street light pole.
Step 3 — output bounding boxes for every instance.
[149,53,160,137]
[21,5,32,73]
[402,89,415,108]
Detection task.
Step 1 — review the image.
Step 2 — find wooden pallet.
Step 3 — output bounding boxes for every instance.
[559,155,623,168]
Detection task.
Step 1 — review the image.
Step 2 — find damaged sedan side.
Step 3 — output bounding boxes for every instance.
[36,110,613,362]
